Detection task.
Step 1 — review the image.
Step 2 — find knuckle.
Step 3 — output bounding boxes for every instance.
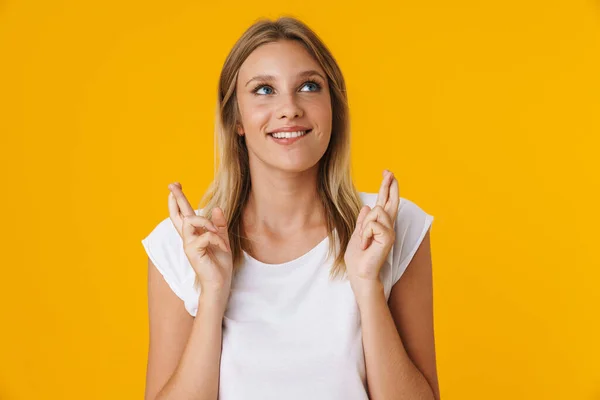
[196,230,208,238]
[202,231,217,241]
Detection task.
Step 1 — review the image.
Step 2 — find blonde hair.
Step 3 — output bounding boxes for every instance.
[195,16,363,291]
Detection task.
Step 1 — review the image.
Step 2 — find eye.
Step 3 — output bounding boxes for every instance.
[300,81,321,92]
[251,80,322,96]
[253,85,274,95]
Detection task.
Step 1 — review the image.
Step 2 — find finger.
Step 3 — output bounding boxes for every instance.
[361,220,392,250]
[360,219,379,250]
[361,205,393,231]
[376,170,393,208]
[355,205,371,236]
[168,182,196,217]
[181,215,219,245]
[168,192,184,236]
[189,231,230,254]
[385,175,400,226]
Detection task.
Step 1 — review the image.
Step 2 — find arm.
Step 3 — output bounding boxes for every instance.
[356,229,440,400]
[146,258,227,400]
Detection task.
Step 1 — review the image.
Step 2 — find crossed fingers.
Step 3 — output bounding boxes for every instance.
[356,170,400,249]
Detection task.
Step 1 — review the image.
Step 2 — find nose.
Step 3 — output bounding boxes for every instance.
[275,92,304,120]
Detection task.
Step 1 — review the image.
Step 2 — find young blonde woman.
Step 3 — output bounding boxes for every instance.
[141,16,440,400]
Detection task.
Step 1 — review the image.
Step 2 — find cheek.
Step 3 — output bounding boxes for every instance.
[240,102,271,129]
[308,99,332,130]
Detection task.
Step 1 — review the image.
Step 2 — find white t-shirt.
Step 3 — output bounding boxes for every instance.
[141,191,434,399]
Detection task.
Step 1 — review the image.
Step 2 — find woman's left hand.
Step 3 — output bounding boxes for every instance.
[344,170,399,292]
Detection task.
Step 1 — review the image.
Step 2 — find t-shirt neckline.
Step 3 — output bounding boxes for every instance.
[242,228,336,268]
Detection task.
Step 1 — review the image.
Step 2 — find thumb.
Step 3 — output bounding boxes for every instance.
[211,207,229,232]
[211,207,231,252]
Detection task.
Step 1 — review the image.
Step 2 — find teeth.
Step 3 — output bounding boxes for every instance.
[271,130,308,139]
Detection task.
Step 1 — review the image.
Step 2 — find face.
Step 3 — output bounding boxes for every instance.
[235,40,332,173]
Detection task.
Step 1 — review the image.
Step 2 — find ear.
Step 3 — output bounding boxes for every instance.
[236,123,244,136]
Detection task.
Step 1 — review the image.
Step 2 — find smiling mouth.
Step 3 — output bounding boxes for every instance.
[268,129,312,139]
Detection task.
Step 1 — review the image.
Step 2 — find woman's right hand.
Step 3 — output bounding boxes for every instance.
[167,182,234,299]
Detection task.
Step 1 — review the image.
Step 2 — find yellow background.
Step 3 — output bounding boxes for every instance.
[1,0,599,399]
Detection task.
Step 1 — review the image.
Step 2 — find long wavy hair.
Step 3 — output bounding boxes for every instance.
[194,16,363,291]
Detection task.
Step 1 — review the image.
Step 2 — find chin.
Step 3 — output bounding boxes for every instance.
[271,159,320,174]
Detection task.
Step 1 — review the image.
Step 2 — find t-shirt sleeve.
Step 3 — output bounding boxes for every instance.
[141,215,190,303]
[391,198,434,286]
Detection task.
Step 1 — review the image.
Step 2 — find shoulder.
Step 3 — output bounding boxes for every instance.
[141,209,203,316]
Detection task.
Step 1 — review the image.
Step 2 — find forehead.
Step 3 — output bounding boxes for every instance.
[238,40,324,81]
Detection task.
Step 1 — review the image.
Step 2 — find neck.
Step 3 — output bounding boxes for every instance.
[243,161,326,236]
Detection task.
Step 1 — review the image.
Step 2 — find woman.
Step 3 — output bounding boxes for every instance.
[141,16,439,400]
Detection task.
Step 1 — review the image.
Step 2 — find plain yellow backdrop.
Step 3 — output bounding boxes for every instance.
[1,0,599,399]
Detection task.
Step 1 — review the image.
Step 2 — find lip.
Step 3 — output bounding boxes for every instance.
[268,129,311,145]
[268,125,311,134]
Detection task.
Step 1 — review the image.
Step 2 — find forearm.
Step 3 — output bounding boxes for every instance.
[156,292,227,400]
[354,282,435,400]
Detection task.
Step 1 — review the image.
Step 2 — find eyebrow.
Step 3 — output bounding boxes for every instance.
[244,70,326,87]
